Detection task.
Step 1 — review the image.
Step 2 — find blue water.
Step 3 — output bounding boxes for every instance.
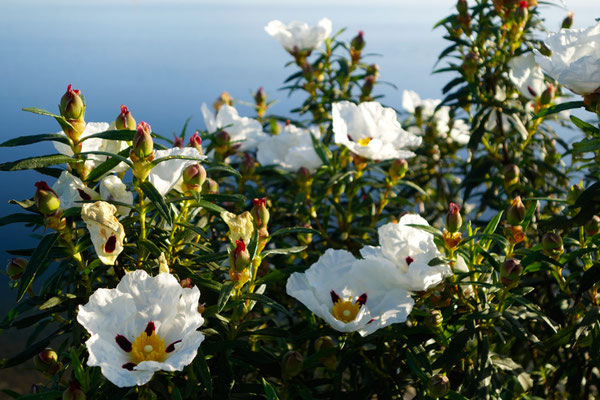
[0,0,595,313]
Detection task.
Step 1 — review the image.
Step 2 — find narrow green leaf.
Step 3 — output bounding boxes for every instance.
[172,387,183,400]
[201,193,246,203]
[247,227,260,261]
[138,239,162,256]
[152,154,206,166]
[270,227,321,238]
[85,147,131,182]
[80,129,136,142]
[195,347,213,395]
[175,222,210,240]
[483,211,503,235]
[22,107,74,132]
[569,115,599,135]
[217,281,235,312]
[206,163,241,178]
[573,138,600,154]
[0,213,43,227]
[139,181,172,225]
[69,348,87,390]
[0,154,73,171]
[262,246,307,257]
[240,293,292,317]
[398,179,429,198]
[310,132,331,166]
[534,101,585,119]
[263,378,280,400]
[0,327,64,369]
[194,251,228,263]
[521,200,538,230]
[17,233,59,302]
[0,133,70,147]
[194,200,226,214]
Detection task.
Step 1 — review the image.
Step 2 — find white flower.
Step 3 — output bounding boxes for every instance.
[148,147,205,196]
[77,270,204,387]
[81,201,126,265]
[332,101,421,160]
[402,90,441,119]
[264,18,332,53]
[286,249,414,336]
[53,122,129,174]
[201,104,266,152]
[434,108,471,145]
[360,214,452,292]
[508,53,547,100]
[52,171,100,210]
[257,124,322,172]
[534,22,600,95]
[99,175,134,217]
[454,255,474,298]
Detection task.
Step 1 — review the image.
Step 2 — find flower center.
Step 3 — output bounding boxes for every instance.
[331,296,362,323]
[130,329,166,364]
[358,137,372,146]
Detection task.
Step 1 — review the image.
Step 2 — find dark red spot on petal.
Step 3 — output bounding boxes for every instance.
[367,318,375,324]
[405,256,414,266]
[145,321,155,336]
[77,189,91,201]
[166,340,182,353]
[347,134,354,142]
[356,293,367,306]
[330,290,340,304]
[115,335,132,352]
[104,235,117,254]
[122,362,136,371]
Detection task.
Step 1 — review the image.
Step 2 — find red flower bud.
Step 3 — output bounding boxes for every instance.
[131,121,154,160]
[251,198,270,229]
[188,131,203,153]
[229,239,251,272]
[115,105,136,131]
[59,84,85,121]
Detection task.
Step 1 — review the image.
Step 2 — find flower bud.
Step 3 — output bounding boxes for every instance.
[251,198,270,230]
[585,215,600,237]
[351,30,365,52]
[173,137,184,148]
[6,257,27,280]
[366,64,379,78]
[540,84,556,106]
[507,196,526,226]
[229,240,251,272]
[62,382,86,400]
[59,84,85,121]
[213,91,233,112]
[428,375,450,398]
[215,130,231,148]
[34,181,60,215]
[457,0,468,14]
[241,153,256,176]
[446,203,462,233]
[462,52,479,79]
[180,278,192,288]
[181,163,207,192]
[500,258,523,289]
[314,336,337,370]
[561,11,573,29]
[254,87,267,118]
[424,309,443,331]
[388,159,408,182]
[515,1,528,22]
[281,351,303,379]
[131,121,154,160]
[360,75,376,100]
[202,178,219,194]
[539,42,552,57]
[542,232,564,259]
[503,163,520,187]
[34,348,60,375]
[566,183,584,206]
[188,131,203,153]
[115,105,136,131]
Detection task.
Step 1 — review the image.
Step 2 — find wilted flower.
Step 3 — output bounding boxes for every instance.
[264,18,332,53]
[220,211,254,244]
[77,270,204,387]
[534,22,600,95]
[508,53,547,100]
[81,201,125,265]
[99,175,134,216]
[332,101,421,160]
[286,249,414,336]
[53,122,129,175]
[52,171,100,210]
[147,147,206,196]
[257,124,322,173]
[360,214,452,291]
[201,104,266,152]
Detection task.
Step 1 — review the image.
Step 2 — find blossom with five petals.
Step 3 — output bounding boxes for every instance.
[201,104,266,152]
[257,124,322,173]
[77,270,204,387]
[52,171,100,210]
[264,18,332,53]
[147,147,206,196]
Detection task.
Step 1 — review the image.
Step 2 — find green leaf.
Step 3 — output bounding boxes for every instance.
[195,347,213,395]
[521,199,538,231]
[201,193,246,204]
[483,211,503,235]
[172,387,183,400]
[240,293,293,317]
[270,226,321,238]
[79,151,133,167]
[0,154,73,171]
[263,378,280,400]
[175,222,210,240]
[533,101,585,119]
[262,246,307,257]
[247,227,260,261]
[569,115,599,135]
[0,327,64,369]
[0,133,70,147]
[217,281,235,313]
[206,164,241,178]
[0,213,43,227]
[22,107,74,132]
[573,138,600,154]
[17,233,59,302]
[194,251,228,263]
[193,200,227,214]
[69,348,87,390]
[398,179,429,198]
[39,294,76,310]
[80,129,136,142]
[310,132,331,166]
[84,147,131,182]
[152,154,206,166]
[11,391,63,399]
[138,239,162,257]
[139,181,172,225]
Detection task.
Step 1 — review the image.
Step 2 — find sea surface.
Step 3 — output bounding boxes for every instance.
[0,0,595,328]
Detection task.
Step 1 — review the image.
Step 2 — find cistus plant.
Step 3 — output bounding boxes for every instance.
[1,4,600,399]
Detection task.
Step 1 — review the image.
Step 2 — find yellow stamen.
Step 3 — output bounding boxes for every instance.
[130,331,166,364]
[358,137,372,146]
[331,297,361,323]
